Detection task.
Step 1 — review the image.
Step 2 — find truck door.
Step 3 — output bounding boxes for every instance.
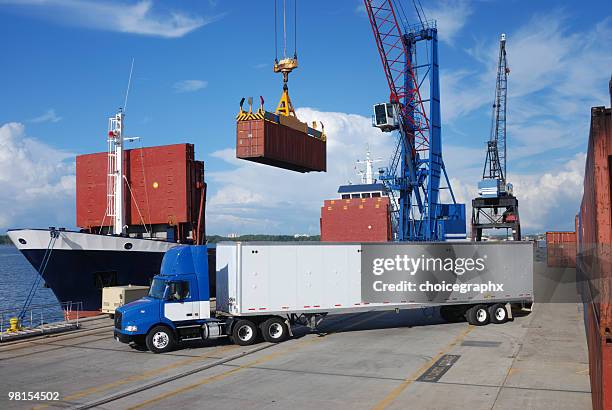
[164,280,196,321]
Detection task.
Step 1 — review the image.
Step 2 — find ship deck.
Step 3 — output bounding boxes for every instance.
[0,284,590,410]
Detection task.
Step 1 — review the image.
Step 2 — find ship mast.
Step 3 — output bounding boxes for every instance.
[356,147,383,184]
[106,110,125,235]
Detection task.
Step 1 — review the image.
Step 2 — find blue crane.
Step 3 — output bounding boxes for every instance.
[363,0,466,241]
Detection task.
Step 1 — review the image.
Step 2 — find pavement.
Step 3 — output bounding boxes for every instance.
[0,298,591,410]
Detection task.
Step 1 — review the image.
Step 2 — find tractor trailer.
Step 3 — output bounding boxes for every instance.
[114,241,533,353]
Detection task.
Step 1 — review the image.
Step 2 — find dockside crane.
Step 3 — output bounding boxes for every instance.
[363,0,466,241]
[471,34,521,241]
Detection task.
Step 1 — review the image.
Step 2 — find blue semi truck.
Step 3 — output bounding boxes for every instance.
[114,242,533,353]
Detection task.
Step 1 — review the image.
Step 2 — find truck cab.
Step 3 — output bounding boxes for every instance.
[114,245,222,353]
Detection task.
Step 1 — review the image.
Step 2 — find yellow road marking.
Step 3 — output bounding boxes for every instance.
[373,325,475,410]
[507,367,520,376]
[128,311,390,409]
[32,344,237,410]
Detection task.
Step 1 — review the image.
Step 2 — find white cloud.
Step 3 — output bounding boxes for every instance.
[449,153,585,234]
[29,108,62,123]
[0,123,75,231]
[0,0,219,38]
[442,12,612,174]
[354,1,366,14]
[510,153,585,232]
[206,107,587,235]
[440,69,490,123]
[449,13,611,120]
[423,0,472,45]
[173,79,208,93]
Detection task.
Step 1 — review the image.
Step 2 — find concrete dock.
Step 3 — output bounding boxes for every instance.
[0,300,590,410]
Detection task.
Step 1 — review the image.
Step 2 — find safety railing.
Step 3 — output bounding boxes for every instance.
[0,301,82,342]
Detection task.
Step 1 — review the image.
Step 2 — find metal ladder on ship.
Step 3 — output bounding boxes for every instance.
[17,228,59,321]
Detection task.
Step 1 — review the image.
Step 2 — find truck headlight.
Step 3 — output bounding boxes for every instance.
[125,325,138,332]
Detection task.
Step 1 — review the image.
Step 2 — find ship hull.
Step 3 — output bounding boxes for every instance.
[7,229,178,312]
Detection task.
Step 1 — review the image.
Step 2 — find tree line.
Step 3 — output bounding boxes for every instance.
[206,235,320,243]
[0,234,321,246]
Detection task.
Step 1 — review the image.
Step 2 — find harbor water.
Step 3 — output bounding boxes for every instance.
[0,245,62,319]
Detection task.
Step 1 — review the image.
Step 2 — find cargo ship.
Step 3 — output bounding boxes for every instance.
[320,149,393,242]
[8,110,206,314]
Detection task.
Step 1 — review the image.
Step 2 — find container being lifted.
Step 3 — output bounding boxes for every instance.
[235,0,326,173]
[236,98,326,172]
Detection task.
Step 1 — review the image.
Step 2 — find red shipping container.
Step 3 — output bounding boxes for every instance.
[585,301,612,410]
[76,143,205,239]
[546,231,577,267]
[577,87,612,410]
[320,197,392,242]
[236,119,326,173]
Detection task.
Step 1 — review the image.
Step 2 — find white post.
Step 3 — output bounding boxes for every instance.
[112,111,125,235]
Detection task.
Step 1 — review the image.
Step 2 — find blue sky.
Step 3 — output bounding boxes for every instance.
[0,0,610,235]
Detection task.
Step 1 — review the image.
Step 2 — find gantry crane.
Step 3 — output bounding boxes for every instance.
[471,34,521,241]
[363,0,466,241]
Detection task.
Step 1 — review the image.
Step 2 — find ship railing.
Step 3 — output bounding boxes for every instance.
[0,301,82,342]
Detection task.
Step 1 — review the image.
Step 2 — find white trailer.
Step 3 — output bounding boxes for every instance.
[215,241,533,340]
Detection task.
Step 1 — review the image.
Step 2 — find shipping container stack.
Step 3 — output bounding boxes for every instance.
[76,143,206,243]
[545,231,577,268]
[320,184,392,242]
[577,81,612,410]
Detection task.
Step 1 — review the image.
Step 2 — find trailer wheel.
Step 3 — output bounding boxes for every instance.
[231,319,258,346]
[488,303,508,324]
[260,317,289,343]
[466,305,490,326]
[146,325,175,353]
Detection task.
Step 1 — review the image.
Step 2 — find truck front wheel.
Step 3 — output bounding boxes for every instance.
[231,319,258,346]
[260,317,289,343]
[146,326,176,353]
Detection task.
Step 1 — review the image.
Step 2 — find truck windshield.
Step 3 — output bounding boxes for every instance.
[148,278,167,299]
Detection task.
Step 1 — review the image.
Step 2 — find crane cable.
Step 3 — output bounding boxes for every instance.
[283,0,287,58]
[274,0,297,60]
[274,0,278,62]
[412,0,426,27]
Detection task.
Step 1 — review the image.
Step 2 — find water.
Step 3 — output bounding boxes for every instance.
[0,245,63,322]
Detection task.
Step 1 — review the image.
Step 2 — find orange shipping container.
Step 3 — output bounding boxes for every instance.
[76,143,205,239]
[236,119,326,173]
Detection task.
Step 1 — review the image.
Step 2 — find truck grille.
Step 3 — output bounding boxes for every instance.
[114,311,122,330]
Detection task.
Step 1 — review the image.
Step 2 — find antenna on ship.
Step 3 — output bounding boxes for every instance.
[104,59,136,235]
[123,58,135,113]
